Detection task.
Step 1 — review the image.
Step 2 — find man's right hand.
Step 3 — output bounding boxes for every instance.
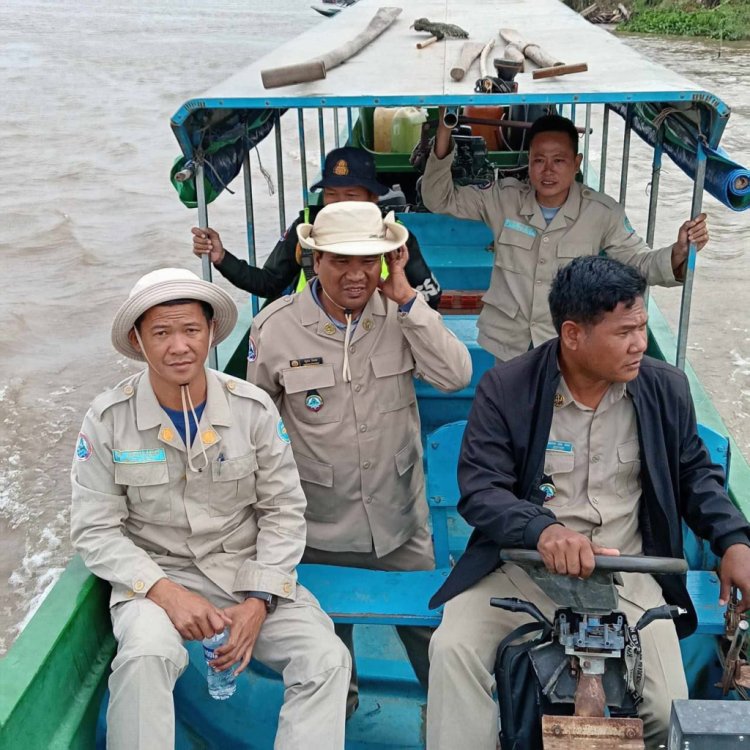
[147,578,231,641]
[537,525,620,578]
[191,226,225,265]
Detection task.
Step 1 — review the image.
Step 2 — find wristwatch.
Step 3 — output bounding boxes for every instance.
[244,590,277,614]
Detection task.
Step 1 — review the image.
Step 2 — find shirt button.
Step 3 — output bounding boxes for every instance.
[591,497,599,505]
[359,424,367,433]
[133,580,145,592]
[542,236,550,243]
[349,345,356,353]
[282,581,292,595]
[362,460,371,469]
[354,384,362,392]
[536,280,542,285]
[365,496,373,504]
[227,380,236,392]
[123,385,134,396]
[539,258,546,265]
[125,589,135,599]
[591,455,600,464]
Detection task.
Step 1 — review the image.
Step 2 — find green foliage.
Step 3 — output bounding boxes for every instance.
[622,1,750,40]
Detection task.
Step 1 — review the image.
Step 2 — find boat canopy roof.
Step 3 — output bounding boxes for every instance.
[169,0,750,212]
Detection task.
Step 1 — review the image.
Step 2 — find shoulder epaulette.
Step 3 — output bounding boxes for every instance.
[214,372,275,408]
[90,376,138,418]
[580,186,620,210]
[253,294,297,328]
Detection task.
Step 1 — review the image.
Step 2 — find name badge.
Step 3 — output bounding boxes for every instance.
[546,440,573,454]
[503,219,537,238]
[112,449,167,463]
[290,357,323,367]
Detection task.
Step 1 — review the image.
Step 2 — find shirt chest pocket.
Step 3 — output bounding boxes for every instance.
[209,452,258,517]
[495,225,537,274]
[282,364,342,425]
[115,462,171,523]
[370,348,416,413]
[543,449,575,509]
[615,440,641,499]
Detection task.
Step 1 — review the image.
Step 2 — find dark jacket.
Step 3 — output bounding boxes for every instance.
[215,205,442,309]
[430,338,750,638]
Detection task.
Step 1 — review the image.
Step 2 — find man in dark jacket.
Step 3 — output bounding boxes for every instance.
[191,146,442,309]
[426,256,750,750]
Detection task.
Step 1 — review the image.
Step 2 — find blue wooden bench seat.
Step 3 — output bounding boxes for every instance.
[298,421,731,637]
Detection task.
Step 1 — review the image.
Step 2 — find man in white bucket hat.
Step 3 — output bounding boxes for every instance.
[247,202,472,713]
[70,268,350,749]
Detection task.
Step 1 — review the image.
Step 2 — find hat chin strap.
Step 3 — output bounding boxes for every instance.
[321,286,354,383]
[131,323,215,473]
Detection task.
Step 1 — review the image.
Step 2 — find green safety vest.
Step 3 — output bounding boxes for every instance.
[295,206,390,293]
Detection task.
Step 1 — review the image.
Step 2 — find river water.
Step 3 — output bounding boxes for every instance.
[0,2,748,654]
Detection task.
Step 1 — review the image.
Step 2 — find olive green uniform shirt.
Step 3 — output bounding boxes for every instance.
[421,146,679,361]
[247,286,472,557]
[545,377,664,609]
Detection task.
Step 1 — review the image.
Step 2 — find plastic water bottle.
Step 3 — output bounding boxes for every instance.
[202,629,237,700]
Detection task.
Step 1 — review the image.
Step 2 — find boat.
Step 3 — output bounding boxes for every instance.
[2,0,749,747]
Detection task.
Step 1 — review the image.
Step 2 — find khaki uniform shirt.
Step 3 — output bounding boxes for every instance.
[247,286,472,557]
[544,377,664,609]
[421,147,679,361]
[70,369,307,607]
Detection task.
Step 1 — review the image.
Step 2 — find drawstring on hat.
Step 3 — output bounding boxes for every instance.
[131,323,215,473]
[321,286,354,383]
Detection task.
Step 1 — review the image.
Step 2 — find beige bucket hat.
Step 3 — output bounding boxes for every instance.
[296,201,409,256]
[111,268,238,361]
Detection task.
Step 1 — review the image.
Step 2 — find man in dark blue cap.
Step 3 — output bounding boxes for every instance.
[192,146,442,309]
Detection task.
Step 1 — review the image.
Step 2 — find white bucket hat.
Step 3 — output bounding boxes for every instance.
[111,268,238,361]
[296,201,409,256]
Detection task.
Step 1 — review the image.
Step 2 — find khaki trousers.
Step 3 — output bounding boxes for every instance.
[427,565,688,750]
[107,565,351,750]
[302,522,435,711]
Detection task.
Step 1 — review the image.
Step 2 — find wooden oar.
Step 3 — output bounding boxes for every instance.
[261,7,402,89]
[450,41,485,81]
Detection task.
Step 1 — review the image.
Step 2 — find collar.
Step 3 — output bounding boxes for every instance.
[299,282,386,333]
[520,180,584,230]
[555,372,628,413]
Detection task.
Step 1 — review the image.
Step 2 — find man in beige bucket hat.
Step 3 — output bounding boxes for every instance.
[247,202,472,713]
[70,268,350,749]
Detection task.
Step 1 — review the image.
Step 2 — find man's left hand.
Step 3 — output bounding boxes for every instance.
[671,213,709,276]
[718,543,750,611]
[210,598,268,675]
[380,246,417,306]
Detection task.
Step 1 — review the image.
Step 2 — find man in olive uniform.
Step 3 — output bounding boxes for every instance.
[192,146,442,309]
[421,113,709,361]
[426,257,750,750]
[247,201,472,711]
[70,268,350,750]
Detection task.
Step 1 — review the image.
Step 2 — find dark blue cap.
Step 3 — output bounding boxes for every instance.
[310,147,389,196]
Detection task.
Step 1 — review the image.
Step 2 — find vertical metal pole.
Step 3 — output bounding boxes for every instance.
[275,111,286,235]
[600,105,610,193]
[570,103,577,125]
[318,108,326,170]
[242,152,260,317]
[347,108,353,141]
[583,104,591,184]
[298,109,309,206]
[333,107,341,149]
[676,141,707,370]
[195,161,218,369]
[619,104,632,207]
[646,128,664,248]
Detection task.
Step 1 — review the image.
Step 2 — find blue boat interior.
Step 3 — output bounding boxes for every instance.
[94,213,736,748]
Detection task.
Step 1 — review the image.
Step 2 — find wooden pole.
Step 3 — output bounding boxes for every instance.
[499,28,564,69]
[261,7,402,89]
[450,41,485,80]
[417,35,441,49]
[532,62,588,79]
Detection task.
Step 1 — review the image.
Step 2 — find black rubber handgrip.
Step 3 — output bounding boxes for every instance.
[499,549,688,575]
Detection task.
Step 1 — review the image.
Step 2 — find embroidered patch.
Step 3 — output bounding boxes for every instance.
[75,433,93,461]
[112,448,167,463]
[305,390,324,412]
[623,215,634,235]
[247,335,257,362]
[333,159,349,176]
[540,482,557,500]
[503,219,537,238]
[277,419,290,444]
[546,440,573,454]
[553,393,565,408]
